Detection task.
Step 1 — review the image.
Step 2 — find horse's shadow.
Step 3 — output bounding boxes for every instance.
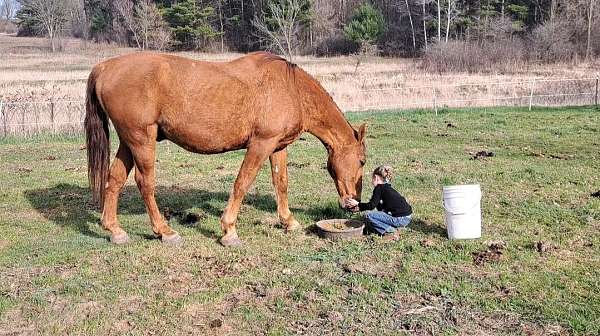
[24,183,448,241]
[23,183,281,241]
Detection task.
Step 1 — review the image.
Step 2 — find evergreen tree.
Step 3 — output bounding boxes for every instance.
[162,0,220,50]
[343,3,385,53]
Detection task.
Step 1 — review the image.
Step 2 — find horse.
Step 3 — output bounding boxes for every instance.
[85,51,367,246]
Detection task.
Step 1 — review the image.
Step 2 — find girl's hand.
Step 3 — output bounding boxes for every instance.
[345,199,359,207]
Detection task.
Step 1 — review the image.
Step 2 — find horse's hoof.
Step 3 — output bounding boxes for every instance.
[161,232,183,245]
[285,219,302,233]
[110,232,130,245]
[220,236,242,247]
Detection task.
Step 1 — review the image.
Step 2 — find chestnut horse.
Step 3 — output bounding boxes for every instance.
[85,51,366,246]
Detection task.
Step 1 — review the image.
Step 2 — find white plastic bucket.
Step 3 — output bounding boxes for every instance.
[443,184,482,239]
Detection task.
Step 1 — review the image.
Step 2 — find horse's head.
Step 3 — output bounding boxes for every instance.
[326,124,367,208]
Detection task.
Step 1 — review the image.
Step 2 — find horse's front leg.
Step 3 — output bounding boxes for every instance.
[269,149,301,232]
[220,139,278,246]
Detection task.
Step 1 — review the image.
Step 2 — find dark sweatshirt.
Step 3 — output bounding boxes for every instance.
[358,183,412,217]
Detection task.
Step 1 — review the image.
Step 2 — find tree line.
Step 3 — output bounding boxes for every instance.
[3,0,598,62]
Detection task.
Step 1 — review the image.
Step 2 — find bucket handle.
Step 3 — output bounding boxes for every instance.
[442,199,480,215]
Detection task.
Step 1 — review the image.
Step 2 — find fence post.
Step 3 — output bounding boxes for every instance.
[528,79,536,111]
[50,100,55,134]
[0,100,4,138]
[21,107,25,134]
[595,75,599,106]
[432,86,438,116]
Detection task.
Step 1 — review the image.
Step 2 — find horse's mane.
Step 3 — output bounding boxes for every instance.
[252,52,298,81]
[254,51,297,70]
[252,52,357,137]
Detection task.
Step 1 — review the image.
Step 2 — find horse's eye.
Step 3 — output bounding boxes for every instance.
[360,159,366,166]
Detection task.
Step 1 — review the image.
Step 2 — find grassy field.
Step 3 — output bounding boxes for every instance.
[0,106,599,335]
[1,34,598,114]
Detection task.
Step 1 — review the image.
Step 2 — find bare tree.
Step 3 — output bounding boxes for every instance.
[1,0,16,21]
[68,0,89,44]
[419,0,431,50]
[435,0,441,42]
[404,0,416,52]
[216,0,225,52]
[586,0,596,60]
[445,0,458,43]
[114,0,142,49]
[253,0,308,61]
[20,0,70,52]
[134,0,171,50]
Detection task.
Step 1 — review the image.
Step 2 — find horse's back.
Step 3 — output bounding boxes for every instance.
[90,52,304,153]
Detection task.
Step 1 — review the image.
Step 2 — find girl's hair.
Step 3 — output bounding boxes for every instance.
[373,165,393,182]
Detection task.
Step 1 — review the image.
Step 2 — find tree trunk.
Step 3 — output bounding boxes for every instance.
[445,0,451,43]
[436,0,441,42]
[218,0,224,53]
[423,1,428,50]
[48,25,56,52]
[405,0,416,52]
[587,0,595,60]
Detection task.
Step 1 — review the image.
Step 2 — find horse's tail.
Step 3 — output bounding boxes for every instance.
[84,69,110,208]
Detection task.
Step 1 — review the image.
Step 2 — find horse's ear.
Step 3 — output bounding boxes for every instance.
[355,123,367,143]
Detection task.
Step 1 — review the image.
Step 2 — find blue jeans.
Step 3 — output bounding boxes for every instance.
[365,211,412,235]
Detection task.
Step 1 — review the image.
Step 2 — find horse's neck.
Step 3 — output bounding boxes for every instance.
[305,101,355,151]
[292,67,355,151]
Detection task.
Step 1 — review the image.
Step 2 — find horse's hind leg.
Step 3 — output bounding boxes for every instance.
[129,125,181,244]
[269,149,301,232]
[102,143,134,244]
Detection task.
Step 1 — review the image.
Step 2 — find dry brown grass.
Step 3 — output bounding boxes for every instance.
[0,34,598,135]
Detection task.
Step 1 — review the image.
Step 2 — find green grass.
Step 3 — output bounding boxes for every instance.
[0,106,599,335]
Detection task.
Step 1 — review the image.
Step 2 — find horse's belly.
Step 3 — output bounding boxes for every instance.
[159,118,251,154]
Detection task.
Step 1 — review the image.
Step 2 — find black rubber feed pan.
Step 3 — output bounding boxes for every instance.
[316,219,365,241]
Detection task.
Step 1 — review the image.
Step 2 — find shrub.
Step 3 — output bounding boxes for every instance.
[421,39,526,73]
[528,20,576,63]
[314,34,359,56]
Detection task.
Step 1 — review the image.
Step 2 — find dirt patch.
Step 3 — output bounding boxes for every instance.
[472,241,505,266]
[470,150,495,160]
[110,320,133,333]
[163,208,205,226]
[0,309,35,336]
[163,207,183,220]
[527,150,575,160]
[182,212,203,226]
[287,161,310,168]
[533,240,557,254]
[420,238,436,248]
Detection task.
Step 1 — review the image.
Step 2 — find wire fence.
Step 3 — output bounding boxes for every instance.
[344,77,599,113]
[0,77,598,138]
